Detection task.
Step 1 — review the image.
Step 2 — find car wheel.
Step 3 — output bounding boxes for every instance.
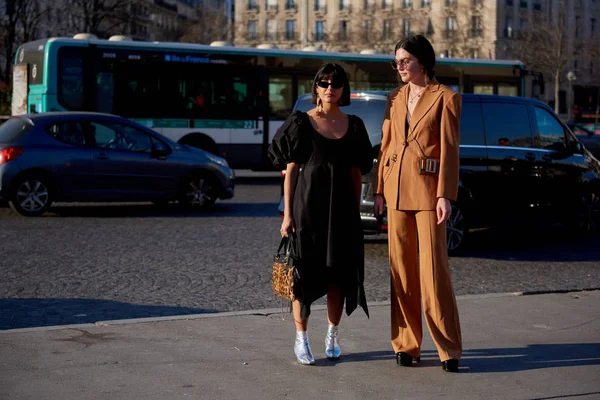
[9,175,53,217]
[446,202,468,255]
[179,173,217,210]
[574,192,600,233]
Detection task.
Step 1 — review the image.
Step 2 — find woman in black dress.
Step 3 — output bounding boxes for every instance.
[268,63,373,365]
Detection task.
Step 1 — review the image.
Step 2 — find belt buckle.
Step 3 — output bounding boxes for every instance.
[424,159,438,173]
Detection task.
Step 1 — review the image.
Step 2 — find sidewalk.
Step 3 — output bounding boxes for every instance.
[1,290,599,400]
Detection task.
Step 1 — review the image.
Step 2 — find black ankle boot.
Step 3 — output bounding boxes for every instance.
[396,352,419,367]
[442,359,459,372]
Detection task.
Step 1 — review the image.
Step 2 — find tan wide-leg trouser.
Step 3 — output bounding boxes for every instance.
[388,209,462,362]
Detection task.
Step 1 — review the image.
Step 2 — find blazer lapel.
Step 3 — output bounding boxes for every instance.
[392,86,408,142]
[408,80,443,136]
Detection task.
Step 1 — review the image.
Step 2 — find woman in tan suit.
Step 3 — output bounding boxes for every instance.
[373,35,462,372]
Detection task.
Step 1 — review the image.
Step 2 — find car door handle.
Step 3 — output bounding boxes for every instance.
[95,153,109,160]
[525,152,536,161]
[542,154,553,162]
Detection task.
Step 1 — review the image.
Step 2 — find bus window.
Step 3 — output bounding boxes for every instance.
[96,72,114,114]
[269,76,294,120]
[473,83,494,95]
[57,47,85,110]
[298,77,313,97]
[498,83,518,96]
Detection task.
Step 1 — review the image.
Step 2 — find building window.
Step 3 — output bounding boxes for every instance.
[533,0,541,10]
[285,0,296,9]
[315,20,325,41]
[471,49,479,59]
[403,0,412,8]
[248,0,258,10]
[520,0,527,8]
[315,0,325,11]
[445,16,456,38]
[340,0,350,10]
[506,0,513,6]
[286,20,296,40]
[445,0,456,6]
[364,0,376,9]
[472,0,482,4]
[363,19,372,40]
[403,18,411,37]
[383,19,392,37]
[471,16,482,37]
[266,0,278,10]
[592,18,597,36]
[504,16,513,37]
[383,0,392,9]
[339,20,349,40]
[248,20,257,40]
[575,16,581,38]
[266,19,277,40]
[427,18,434,35]
[421,0,431,6]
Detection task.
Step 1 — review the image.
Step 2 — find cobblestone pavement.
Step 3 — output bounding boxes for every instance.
[1,178,599,330]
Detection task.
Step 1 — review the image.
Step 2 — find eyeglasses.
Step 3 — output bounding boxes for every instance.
[316,81,344,89]
[389,58,412,70]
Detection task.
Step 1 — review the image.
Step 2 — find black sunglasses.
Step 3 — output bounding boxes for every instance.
[316,81,344,89]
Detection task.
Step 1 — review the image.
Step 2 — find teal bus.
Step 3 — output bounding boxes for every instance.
[12,35,529,170]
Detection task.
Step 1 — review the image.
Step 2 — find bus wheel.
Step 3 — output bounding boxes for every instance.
[179,172,217,210]
[9,174,54,217]
[179,135,218,155]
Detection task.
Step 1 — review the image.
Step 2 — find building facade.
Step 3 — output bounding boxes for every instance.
[234,0,599,114]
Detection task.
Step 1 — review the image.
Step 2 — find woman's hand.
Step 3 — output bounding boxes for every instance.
[280,215,295,237]
[374,194,385,218]
[436,197,452,225]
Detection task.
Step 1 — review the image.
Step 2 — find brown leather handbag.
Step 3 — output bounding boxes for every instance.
[272,234,297,301]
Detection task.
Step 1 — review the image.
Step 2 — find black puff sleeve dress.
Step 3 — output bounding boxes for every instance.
[268,110,373,320]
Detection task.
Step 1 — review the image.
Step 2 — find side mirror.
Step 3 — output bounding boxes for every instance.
[569,140,584,154]
[152,148,168,158]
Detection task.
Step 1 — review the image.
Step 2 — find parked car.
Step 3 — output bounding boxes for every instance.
[278,92,600,254]
[0,112,235,216]
[566,122,600,160]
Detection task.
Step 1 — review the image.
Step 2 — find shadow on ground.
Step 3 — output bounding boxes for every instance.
[0,298,215,330]
[319,344,600,374]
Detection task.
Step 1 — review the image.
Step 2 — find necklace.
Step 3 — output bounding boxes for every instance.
[409,87,425,104]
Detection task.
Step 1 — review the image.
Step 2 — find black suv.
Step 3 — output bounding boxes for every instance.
[279,92,600,253]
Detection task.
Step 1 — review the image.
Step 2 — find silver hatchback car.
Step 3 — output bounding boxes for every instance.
[0,112,235,216]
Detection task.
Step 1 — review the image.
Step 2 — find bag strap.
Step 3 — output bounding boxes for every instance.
[277,236,287,256]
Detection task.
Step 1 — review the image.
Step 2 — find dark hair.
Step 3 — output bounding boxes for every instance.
[394,34,436,80]
[311,63,351,106]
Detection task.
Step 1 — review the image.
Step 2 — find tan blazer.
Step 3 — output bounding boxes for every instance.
[374,80,461,211]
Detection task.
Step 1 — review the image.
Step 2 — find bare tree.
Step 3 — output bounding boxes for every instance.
[179,3,233,44]
[65,0,142,38]
[510,0,579,114]
[440,1,487,59]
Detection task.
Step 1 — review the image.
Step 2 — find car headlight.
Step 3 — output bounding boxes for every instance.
[207,153,228,167]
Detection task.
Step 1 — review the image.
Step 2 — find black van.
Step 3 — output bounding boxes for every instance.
[279,93,600,253]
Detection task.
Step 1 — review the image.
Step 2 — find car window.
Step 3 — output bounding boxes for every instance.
[460,102,485,145]
[150,136,170,153]
[46,122,87,146]
[0,118,33,143]
[90,122,152,153]
[111,123,153,153]
[294,96,386,145]
[481,103,532,148]
[534,107,566,151]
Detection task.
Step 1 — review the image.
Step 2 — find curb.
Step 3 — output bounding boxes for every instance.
[1,289,597,334]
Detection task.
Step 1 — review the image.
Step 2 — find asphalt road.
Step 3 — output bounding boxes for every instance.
[1,178,599,330]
